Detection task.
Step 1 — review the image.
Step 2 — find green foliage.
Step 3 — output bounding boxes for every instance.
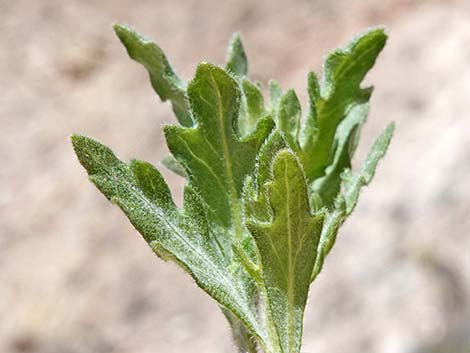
[164,62,274,231]
[246,150,324,353]
[72,24,394,353]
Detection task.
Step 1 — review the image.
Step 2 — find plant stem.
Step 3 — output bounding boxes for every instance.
[223,308,259,352]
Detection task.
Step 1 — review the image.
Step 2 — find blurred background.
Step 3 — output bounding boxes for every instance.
[1,0,469,352]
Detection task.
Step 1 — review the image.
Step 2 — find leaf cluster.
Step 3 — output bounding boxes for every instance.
[72,25,393,353]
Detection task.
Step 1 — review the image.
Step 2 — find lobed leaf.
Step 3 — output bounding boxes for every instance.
[114,24,192,127]
[247,150,323,353]
[71,135,269,347]
[270,28,387,197]
[343,122,395,215]
[73,25,394,353]
[301,27,387,182]
[311,103,369,209]
[164,63,274,233]
[311,122,394,280]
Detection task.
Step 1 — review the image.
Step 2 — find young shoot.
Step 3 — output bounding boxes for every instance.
[72,24,393,353]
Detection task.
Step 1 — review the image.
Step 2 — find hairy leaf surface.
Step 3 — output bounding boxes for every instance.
[114,24,192,127]
[343,122,395,215]
[272,28,387,195]
[247,150,323,353]
[300,28,387,182]
[164,63,274,233]
[239,78,266,137]
[73,25,394,353]
[311,103,369,209]
[311,122,394,280]
[71,135,268,347]
[226,32,248,77]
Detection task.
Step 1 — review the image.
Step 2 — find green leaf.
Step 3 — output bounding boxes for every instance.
[276,90,302,150]
[311,204,344,281]
[311,122,394,280]
[71,135,269,347]
[300,27,387,182]
[73,25,394,353]
[311,103,369,208]
[164,63,274,233]
[226,32,248,77]
[244,131,287,224]
[299,71,320,151]
[271,28,387,188]
[343,122,395,215]
[239,78,266,137]
[247,150,324,353]
[268,80,283,115]
[161,154,187,177]
[114,24,192,127]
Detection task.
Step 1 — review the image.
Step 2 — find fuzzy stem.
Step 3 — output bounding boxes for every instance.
[222,308,260,352]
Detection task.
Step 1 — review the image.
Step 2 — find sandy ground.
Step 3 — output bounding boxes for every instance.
[1,0,469,352]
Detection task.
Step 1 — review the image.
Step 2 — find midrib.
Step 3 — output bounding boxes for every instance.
[209,71,244,242]
[284,162,296,352]
[93,152,273,350]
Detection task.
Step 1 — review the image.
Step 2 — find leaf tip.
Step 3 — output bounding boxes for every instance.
[113,23,134,43]
[193,61,215,80]
[357,25,388,44]
[112,23,126,35]
[70,133,82,146]
[272,148,299,173]
[226,32,248,76]
[386,120,396,134]
[229,31,243,45]
[70,134,90,159]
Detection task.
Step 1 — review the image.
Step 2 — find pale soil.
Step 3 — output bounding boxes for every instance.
[1,1,469,352]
